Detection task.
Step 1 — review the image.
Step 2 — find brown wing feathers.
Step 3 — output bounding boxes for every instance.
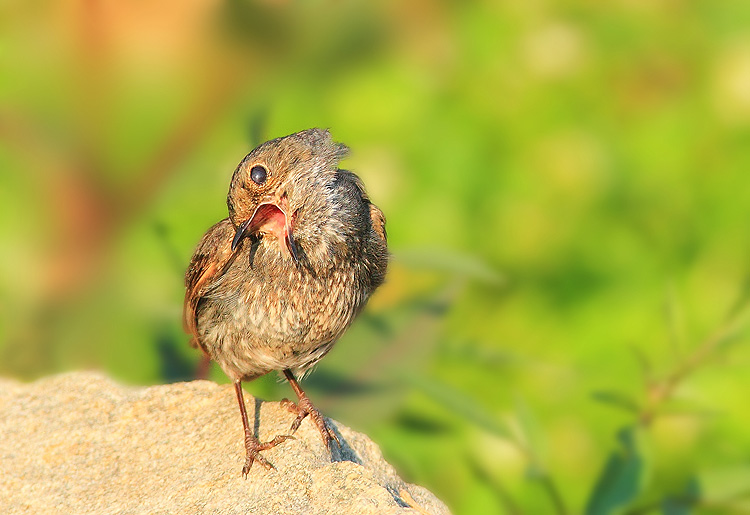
[183,219,236,349]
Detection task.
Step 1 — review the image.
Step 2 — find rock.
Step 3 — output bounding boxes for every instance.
[0,372,450,515]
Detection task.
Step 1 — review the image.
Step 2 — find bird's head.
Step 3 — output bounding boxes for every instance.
[226,128,350,264]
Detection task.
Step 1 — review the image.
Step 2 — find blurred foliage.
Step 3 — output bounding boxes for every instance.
[2,0,750,513]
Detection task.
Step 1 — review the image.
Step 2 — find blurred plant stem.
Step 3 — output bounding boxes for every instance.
[468,455,525,515]
[507,408,568,515]
[589,281,750,514]
[638,285,750,427]
[408,358,569,514]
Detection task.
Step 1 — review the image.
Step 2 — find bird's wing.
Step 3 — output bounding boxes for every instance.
[336,169,387,244]
[183,218,237,351]
[369,203,387,243]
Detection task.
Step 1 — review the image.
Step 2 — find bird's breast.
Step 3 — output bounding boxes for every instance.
[232,243,366,346]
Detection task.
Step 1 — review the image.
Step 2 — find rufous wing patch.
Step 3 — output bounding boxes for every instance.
[369,203,387,242]
[183,219,237,351]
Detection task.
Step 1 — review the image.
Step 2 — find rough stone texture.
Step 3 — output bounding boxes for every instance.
[0,372,449,515]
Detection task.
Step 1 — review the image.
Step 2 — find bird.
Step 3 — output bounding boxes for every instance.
[183,128,388,476]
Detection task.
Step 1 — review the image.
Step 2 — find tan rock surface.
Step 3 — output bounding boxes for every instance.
[0,372,449,515]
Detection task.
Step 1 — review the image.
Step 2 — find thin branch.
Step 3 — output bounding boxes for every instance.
[639,293,750,426]
[535,474,568,515]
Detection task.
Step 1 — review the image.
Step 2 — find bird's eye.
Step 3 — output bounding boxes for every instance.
[250,165,267,185]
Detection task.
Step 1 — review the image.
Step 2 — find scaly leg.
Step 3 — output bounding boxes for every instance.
[280,369,340,450]
[234,380,292,477]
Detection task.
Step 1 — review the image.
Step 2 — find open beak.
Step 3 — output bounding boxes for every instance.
[231,218,253,252]
[231,196,299,263]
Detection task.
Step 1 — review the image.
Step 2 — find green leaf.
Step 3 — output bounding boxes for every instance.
[661,476,700,515]
[402,372,509,439]
[585,426,645,515]
[591,390,640,413]
[393,248,505,285]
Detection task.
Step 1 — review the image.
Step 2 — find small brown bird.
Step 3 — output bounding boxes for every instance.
[183,129,388,476]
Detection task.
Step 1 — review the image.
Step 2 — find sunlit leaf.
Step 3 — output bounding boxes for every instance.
[699,465,750,506]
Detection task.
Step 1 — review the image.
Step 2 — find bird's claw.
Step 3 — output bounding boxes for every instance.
[281,397,341,450]
[241,433,294,478]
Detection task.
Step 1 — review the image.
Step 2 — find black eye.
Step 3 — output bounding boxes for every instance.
[250,165,267,185]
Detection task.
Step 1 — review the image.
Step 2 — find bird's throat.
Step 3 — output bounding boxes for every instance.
[251,203,287,239]
[252,203,298,260]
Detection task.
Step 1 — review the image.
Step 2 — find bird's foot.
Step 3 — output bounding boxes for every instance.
[281,395,340,450]
[241,433,294,477]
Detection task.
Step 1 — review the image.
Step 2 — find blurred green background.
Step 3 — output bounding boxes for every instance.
[2,1,750,513]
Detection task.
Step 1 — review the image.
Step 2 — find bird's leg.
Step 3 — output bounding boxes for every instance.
[234,380,292,477]
[280,369,341,449]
